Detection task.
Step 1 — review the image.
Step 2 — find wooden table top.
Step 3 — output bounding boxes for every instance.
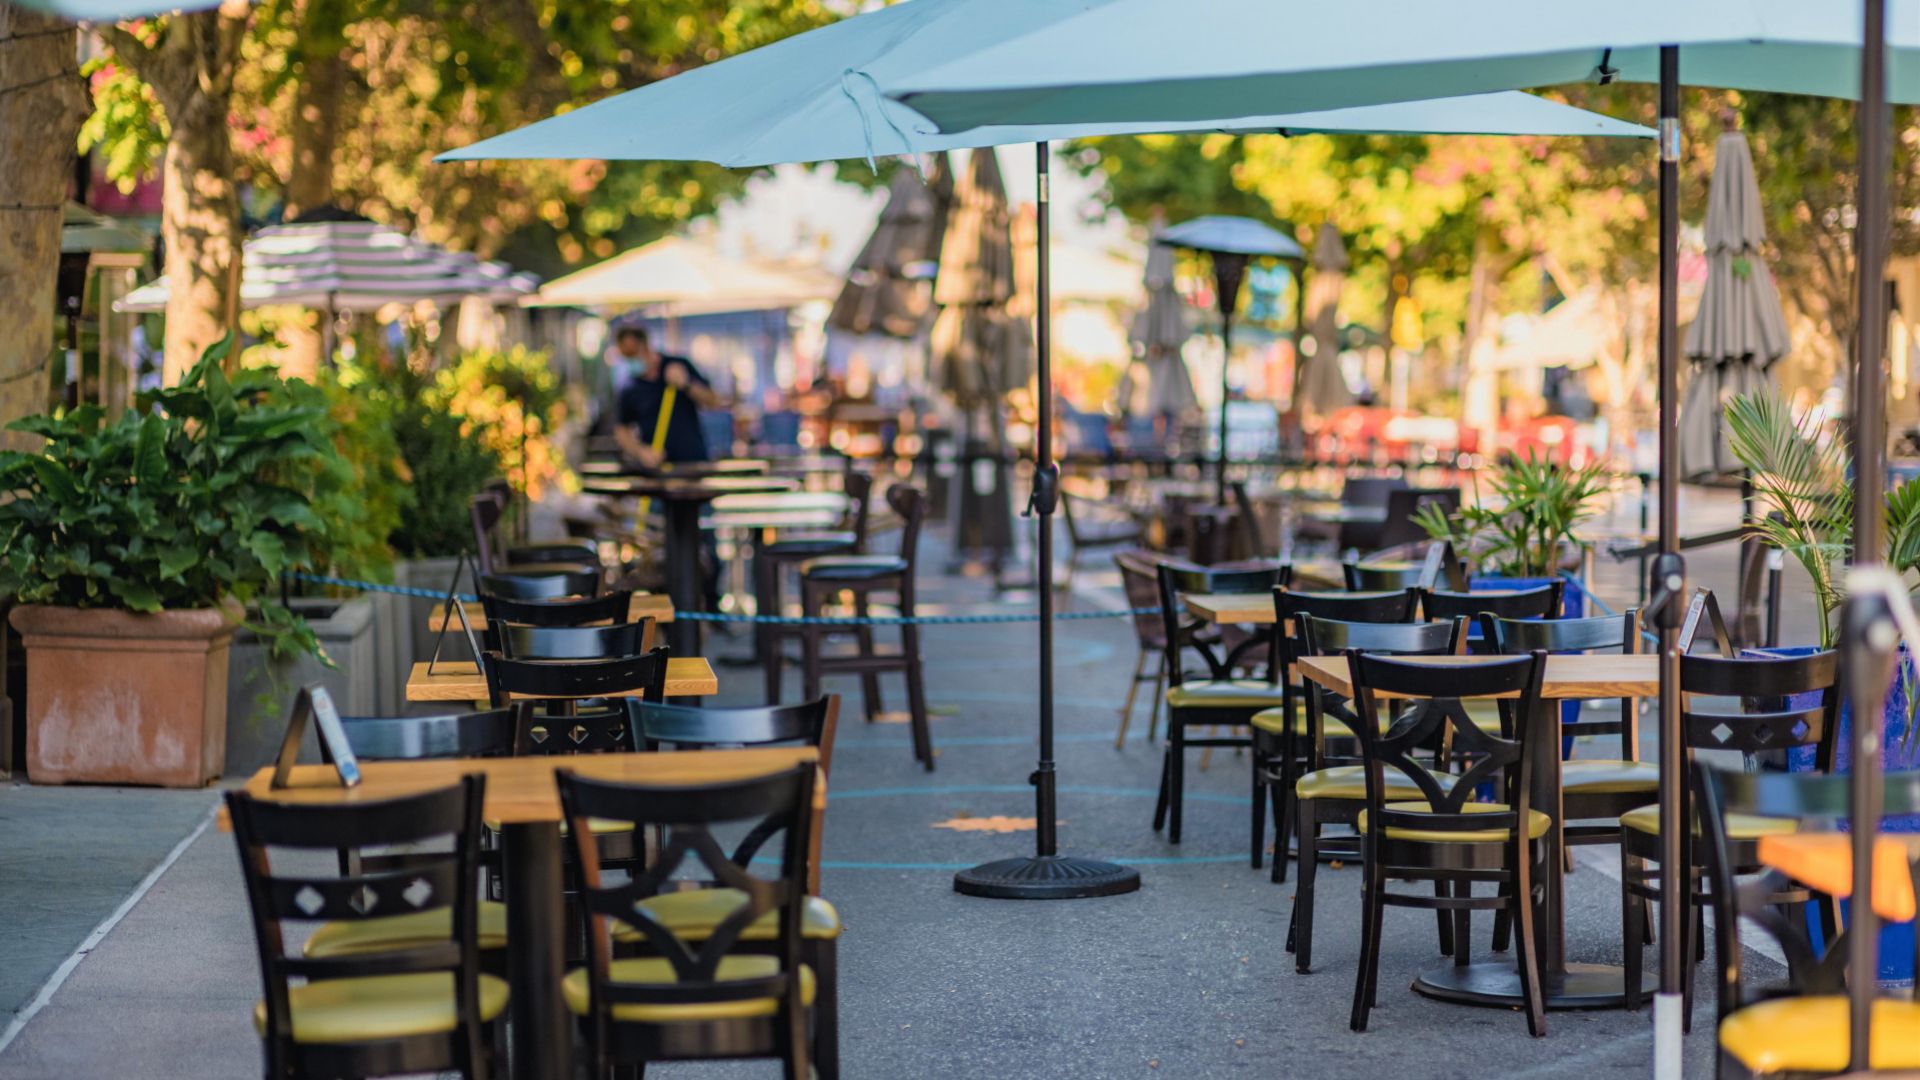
[710,492,849,514]
[584,475,798,499]
[225,746,820,827]
[1758,833,1920,921]
[426,593,674,632]
[1296,653,1658,700]
[578,458,770,478]
[404,657,718,702]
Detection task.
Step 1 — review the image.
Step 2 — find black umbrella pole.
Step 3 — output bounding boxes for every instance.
[1651,45,1689,1080]
[953,145,1139,900]
[1855,0,1890,559]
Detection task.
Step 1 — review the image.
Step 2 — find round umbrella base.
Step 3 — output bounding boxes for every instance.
[953,855,1142,900]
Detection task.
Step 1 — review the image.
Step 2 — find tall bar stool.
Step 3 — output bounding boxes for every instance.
[799,484,933,770]
[760,471,874,702]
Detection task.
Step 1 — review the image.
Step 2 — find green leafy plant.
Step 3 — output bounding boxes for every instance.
[0,337,344,659]
[311,372,415,583]
[340,358,501,559]
[426,347,574,502]
[1414,452,1613,579]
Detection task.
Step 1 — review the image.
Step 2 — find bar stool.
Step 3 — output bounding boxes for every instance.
[760,471,874,702]
[799,484,933,770]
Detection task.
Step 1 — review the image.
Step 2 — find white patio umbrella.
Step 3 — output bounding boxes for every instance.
[1680,128,1791,479]
[439,0,1651,908]
[528,234,837,314]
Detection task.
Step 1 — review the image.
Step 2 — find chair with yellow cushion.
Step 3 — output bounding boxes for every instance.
[1256,586,1420,881]
[1150,562,1290,845]
[1282,614,1466,973]
[634,695,843,1077]
[1697,763,1920,1079]
[557,764,819,1078]
[228,777,504,1080]
[1343,649,1553,1036]
[1620,650,1839,1022]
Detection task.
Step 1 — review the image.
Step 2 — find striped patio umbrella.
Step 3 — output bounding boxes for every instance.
[1296,223,1355,419]
[830,154,954,338]
[1121,217,1197,417]
[1680,128,1790,479]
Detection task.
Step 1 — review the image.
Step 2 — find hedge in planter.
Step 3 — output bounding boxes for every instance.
[0,339,347,786]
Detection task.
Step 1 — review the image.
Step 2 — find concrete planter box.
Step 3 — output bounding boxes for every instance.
[224,596,376,777]
[395,556,479,668]
[10,603,243,788]
[364,587,408,714]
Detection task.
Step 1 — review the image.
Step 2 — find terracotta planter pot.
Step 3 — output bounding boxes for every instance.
[9,603,242,788]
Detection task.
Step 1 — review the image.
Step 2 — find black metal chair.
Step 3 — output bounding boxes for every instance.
[1620,650,1840,1021]
[630,695,843,1077]
[799,484,933,770]
[1697,763,1920,1078]
[1060,486,1145,592]
[1282,615,1466,974]
[760,471,874,703]
[1343,559,1428,592]
[483,649,670,750]
[558,765,818,1078]
[470,482,600,576]
[1420,582,1565,637]
[479,568,602,602]
[300,710,519,967]
[1251,587,1420,878]
[1114,550,1173,747]
[495,620,654,662]
[478,589,633,631]
[1373,487,1461,552]
[1344,650,1553,1036]
[227,778,503,1079]
[1150,562,1289,844]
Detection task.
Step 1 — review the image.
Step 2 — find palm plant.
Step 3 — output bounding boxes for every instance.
[1724,390,1920,648]
[1414,452,1612,579]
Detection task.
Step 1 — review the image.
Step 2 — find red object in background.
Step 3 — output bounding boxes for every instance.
[1502,415,1580,465]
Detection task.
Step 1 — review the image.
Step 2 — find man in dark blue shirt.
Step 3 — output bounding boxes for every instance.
[610,326,721,466]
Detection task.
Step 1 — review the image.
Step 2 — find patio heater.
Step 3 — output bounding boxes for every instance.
[1155,217,1305,503]
[954,145,1140,899]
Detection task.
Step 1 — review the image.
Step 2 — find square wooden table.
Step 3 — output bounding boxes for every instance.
[425,592,675,633]
[225,747,821,1080]
[1296,652,1659,1010]
[404,657,718,702]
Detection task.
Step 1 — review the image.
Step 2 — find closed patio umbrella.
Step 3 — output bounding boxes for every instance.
[1297,223,1355,421]
[929,148,1031,407]
[441,0,1651,909]
[1122,224,1198,418]
[830,156,954,338]
[1680,127,1791,479]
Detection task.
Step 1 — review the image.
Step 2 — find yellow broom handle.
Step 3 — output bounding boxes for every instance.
[636,383,677,519]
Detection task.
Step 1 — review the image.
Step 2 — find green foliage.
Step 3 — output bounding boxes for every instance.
[311,372,414,582]
[0,338,344,659]
[77,55,169,192]
[423,347,571,503]
[1414,453,1612,579]
[341,359,501,559]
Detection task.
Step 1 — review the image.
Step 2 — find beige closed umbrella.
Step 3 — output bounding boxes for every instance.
[1121,218,1198,417]
[831,154,954,339]
[1681,128,1790,479]
[1295,222,1354,420]
[929,148,1032,407]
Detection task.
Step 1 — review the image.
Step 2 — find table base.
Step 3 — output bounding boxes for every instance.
[1412,961,1655,1011]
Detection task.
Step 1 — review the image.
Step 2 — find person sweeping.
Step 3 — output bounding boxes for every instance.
[610,325,721,467]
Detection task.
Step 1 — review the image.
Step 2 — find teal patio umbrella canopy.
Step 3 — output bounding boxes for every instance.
[893,0,1920,131]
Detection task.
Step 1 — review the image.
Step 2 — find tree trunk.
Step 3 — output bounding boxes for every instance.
[160,100,243,381]
[0,7,87,449]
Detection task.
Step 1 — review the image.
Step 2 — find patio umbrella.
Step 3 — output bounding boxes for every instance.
[829,156,954,338]
[1155,215,1304,501]
[529,234,837,314]
[1680,128,1791,480]
[891,12,1916,1064]
[439,0,1651,908]
[1122,222,1198,418]
[1297,223,1355,421]
[929,148,1032,408]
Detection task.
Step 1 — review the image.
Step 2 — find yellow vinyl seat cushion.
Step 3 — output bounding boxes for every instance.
[611,889,841,944]
[1619,804,1798,839]
[1252,702,1393,738]
[252,972,508,1044]
[1719,995,1920,1074]
[562,957,815,1023]
[1357,801,1552,843]
[304,901,509,959]
[486,817,633,835]
[1165,680,1288,710]
[1561,759,1660,796]
[1295,766,1457,802]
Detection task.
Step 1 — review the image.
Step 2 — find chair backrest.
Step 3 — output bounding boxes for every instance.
[1154,562,1290,688]
[1680,650,1839,763]
[1341,475,1407,509]
[484,646,670,718]
[844,469,876,549]
[1377,487,1461,551]
[1488,610,1640,754]
[226,779,490,1068]
[1275,588,1419,630]
[480,567,602,601]
[496,620,654,661]
[470,489,507,574]
[1230,480,1268,558]
[1421,582,1565,625]
[879,483,929,580]
[1346,651,1547,843]
[1299,614,1465,659]
[479,589,633,631]
[337,709,519,761]
[557,766,814,1038]
[1343,559,1426,592]
[1114,550,1168,650]
[634,695,839,777]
